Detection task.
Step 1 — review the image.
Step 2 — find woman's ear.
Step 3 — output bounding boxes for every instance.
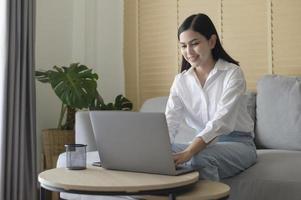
[209,34,217,49]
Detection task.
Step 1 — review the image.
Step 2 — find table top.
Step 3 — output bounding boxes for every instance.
[38,165,199,194]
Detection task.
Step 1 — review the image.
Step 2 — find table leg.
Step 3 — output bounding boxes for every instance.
[40,187,46,200]
[168,193,176,200]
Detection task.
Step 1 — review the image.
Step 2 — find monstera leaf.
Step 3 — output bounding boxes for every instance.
[36,63,133,130]
[36,63,98,109]
[90,93,133,111]
[113,95,133,110]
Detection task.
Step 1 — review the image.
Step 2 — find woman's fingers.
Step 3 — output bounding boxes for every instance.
[173,153,180,165]
[173,152,187,165]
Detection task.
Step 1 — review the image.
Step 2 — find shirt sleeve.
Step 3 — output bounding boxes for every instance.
[165,75,184,143]
[197,68,246,143]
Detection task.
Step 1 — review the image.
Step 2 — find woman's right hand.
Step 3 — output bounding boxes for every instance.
[173,150,194,165]
[173,137,207,165]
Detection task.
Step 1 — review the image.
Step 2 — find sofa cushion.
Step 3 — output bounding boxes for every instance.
[222,149,301,200]
[255,75,301,150]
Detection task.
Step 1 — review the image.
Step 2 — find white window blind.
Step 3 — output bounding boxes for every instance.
[138,0,178,105]
[222,0,269,91]
[178,0,221,71]
[124,0,139,110]
[272,0,301,76]
[124,0,301,106]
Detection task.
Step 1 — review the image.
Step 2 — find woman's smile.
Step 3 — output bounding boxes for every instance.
[188,55,199,62]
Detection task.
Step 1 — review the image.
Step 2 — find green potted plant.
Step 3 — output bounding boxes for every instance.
[36,63,133,169]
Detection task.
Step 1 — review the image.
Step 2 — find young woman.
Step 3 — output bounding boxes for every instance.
[165,13,257,181]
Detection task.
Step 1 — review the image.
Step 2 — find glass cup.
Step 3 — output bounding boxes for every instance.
[65,144,87,170]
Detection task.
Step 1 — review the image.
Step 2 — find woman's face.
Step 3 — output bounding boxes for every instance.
[179,29,216,68]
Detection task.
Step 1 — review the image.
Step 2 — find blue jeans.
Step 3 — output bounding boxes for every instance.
[172,131,257,181]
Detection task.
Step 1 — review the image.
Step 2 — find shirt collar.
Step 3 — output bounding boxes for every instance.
[185,58,227,75]
[214,59,229,71]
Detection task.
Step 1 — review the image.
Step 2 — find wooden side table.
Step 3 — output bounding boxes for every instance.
[38,165,199,200]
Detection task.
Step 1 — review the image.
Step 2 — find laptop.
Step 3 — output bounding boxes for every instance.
[89,111,194,176]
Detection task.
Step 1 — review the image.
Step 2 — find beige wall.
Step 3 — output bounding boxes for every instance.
[36,0,124,171]
[124,0,301,108]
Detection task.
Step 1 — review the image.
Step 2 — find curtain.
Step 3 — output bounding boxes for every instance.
[0,0,37,199]
[0,0,8,197]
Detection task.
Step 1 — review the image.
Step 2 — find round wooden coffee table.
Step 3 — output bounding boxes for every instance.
[38,165,199,200]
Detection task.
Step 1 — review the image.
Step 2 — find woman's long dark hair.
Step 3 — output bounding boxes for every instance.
[178,13,239,72]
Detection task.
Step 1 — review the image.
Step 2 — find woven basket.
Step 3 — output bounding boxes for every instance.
[42,129,75,170]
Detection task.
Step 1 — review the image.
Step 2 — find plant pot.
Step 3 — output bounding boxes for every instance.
[42,129,75,170]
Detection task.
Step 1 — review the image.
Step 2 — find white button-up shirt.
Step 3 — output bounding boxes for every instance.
[165,59,254,143]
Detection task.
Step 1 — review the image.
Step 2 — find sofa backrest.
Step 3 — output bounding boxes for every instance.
[75,75,301,152]
[75,111,96,152]
[255,75,301,150]
[140,97,168,113]
[75,95,256,151]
